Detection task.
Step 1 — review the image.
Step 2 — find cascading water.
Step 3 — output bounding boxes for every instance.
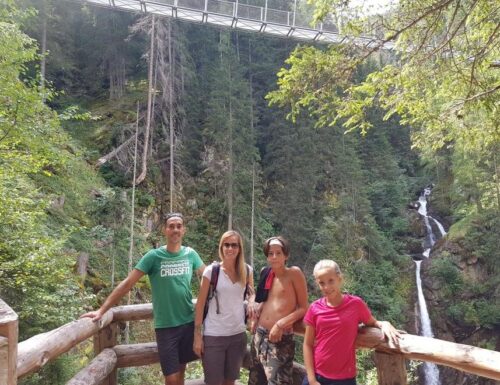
[414,187,447,385]
[415,260,441,385]
[430,217,446,238]
[418,188,436,258]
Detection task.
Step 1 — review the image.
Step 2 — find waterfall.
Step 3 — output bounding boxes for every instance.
[430,216,447,237]
[423,215,436,256]
[418,188,434,258]
[414,187,447,385]
[415,260,441,385]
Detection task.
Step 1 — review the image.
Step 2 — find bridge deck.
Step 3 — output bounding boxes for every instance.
[81,0,391,47]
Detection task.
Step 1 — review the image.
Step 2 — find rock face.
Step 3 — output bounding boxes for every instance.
[418,236,499,385]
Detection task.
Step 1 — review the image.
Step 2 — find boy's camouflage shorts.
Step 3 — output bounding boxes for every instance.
[248,326,295,385]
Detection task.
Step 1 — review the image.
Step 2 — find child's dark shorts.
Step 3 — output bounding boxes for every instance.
[155,322,198,376]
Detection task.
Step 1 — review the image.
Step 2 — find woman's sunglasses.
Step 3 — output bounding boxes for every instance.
[223,243,239,249]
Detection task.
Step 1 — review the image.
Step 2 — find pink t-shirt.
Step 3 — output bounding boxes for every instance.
[303,294,372,380]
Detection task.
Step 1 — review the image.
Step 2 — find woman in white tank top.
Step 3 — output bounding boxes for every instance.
[194,230,255,385]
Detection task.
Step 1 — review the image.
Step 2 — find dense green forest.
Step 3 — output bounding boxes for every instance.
[0,0,498,384]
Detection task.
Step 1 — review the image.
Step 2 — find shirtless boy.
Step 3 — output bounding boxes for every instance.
[248,236,308,385]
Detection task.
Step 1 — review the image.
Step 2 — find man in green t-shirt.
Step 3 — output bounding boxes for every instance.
[81,213,205,385]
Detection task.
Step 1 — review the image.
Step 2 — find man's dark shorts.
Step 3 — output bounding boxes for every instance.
[155,322,198,376]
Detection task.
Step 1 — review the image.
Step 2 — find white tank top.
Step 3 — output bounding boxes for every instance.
[202,263,252,336]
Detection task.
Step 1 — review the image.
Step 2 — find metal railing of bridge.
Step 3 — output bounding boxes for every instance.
[80,0,393,47]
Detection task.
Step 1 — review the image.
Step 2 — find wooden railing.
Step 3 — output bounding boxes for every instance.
[2,298,500,385]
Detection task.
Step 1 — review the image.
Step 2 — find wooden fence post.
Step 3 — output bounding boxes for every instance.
[374,351,408,385]
[94,322,119,385]
[0,298,18,385]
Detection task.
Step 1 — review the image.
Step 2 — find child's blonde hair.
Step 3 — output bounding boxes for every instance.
[313,259,342,277]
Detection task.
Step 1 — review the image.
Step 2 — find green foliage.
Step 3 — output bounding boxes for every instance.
[430,233,500,330]
[447,299,500,330]
[473,299,500,329]
[461,210,500,271]
[6,2,498,383]
[444,210,500,329]
[431,256,464,296]
[267,44,355,128]
[267,0,500,211]
[299,125,409,326]
[448,210,500,274]
[184,360,204,380]
[356,350,378,385]
[360,123,412,238]
[0,3,84,337]
[19,353,84,385]
[350,260,407,325]
[261,116,324,263]
[199,31,258,234]
[58,105,102,122]
[447,213,478,239]
[118,365,164,385]
[177,30,274,264]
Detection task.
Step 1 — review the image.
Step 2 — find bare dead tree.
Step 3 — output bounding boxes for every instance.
[94,127,136,168]
[168,21,175,211]
[40,1,47,95]
[127,16,192,206]
[125,102,140,344]
[135,15,156,185]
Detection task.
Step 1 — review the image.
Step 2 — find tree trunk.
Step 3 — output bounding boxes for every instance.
[95,132,136,168]
[40,1,47,102]
[168,21,175,211]
[248,39,255,266]
[125,103,140,345]
[493,150,500,210]
[136,15,156,185]
[150,60,158,160]
[76,252,89,277]
[227,45,234,230]
[109,56,125,100]
[250,164,255,267]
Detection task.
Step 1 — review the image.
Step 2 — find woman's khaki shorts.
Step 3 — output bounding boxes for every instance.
[202,332,247,385]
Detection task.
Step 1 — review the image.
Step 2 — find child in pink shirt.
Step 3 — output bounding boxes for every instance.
[302,260,400,385]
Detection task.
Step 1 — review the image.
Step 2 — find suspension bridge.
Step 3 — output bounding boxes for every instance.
[79,0,393,47]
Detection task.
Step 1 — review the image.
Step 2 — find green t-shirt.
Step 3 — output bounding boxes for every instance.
[135,245,203,329]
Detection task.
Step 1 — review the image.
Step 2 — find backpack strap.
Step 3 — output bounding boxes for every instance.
[255,266,272,303]
[243,264,251,323]
[243,264,250,300]
[208,262,221,314]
